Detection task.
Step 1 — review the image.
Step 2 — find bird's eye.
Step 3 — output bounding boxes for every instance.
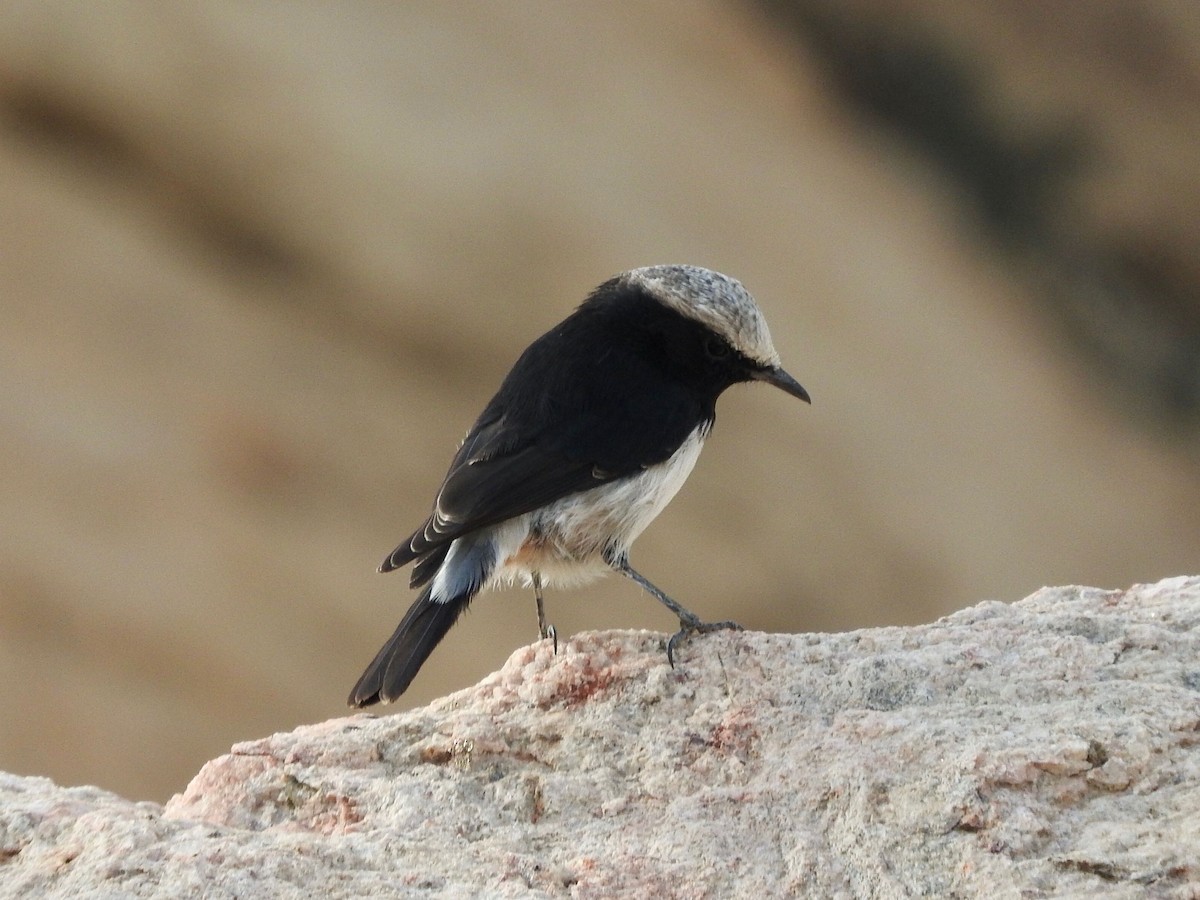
[705,337,730,360]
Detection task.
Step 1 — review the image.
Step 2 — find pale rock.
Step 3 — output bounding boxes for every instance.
[2,577,1199,897]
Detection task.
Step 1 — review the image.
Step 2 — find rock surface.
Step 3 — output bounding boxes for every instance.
[2,577,1198,897]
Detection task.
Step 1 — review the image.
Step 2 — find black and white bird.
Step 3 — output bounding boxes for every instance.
[349,265,809,707]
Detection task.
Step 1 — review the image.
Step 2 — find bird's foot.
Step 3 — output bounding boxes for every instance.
[665,616,743,668]
[533,574,558,653]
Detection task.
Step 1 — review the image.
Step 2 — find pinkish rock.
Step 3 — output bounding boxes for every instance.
[2,577,1199,896]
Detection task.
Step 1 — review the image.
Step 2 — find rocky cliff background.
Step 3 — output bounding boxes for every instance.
[1,1,1198,801]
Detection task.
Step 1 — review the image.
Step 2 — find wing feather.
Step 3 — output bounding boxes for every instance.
[379,298,711,574]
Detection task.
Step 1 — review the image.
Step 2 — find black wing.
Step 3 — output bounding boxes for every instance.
[380,414,602,576]
[380,298,712,576]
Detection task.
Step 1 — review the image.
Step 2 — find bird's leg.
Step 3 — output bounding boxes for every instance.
[606,553,742,667]
[533,572,557,653]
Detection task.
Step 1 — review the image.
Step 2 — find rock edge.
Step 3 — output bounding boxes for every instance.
[2,577,1199,897]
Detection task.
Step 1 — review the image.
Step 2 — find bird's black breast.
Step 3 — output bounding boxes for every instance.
[482,278,740,472]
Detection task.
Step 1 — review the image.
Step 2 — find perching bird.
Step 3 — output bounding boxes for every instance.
[348,265,809,707]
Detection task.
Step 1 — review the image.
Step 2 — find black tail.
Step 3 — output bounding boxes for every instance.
[348,586,470,707]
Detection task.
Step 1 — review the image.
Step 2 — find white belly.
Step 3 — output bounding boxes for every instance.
[488,426,707,589]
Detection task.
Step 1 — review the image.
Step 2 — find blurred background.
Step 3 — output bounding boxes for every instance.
[1,0,1198,802]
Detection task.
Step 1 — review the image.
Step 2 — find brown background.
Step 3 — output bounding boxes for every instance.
[2,1,1198,802]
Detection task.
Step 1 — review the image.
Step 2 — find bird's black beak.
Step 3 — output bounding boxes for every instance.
[753,365,811,403]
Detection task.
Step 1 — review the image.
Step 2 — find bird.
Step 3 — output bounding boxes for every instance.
[348,264,809,707]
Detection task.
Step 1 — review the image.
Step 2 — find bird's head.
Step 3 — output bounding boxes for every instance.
[624,265,810,403]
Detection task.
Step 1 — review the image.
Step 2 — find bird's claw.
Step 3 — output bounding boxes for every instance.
[541,623,559,655]
[665,618,743,668]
